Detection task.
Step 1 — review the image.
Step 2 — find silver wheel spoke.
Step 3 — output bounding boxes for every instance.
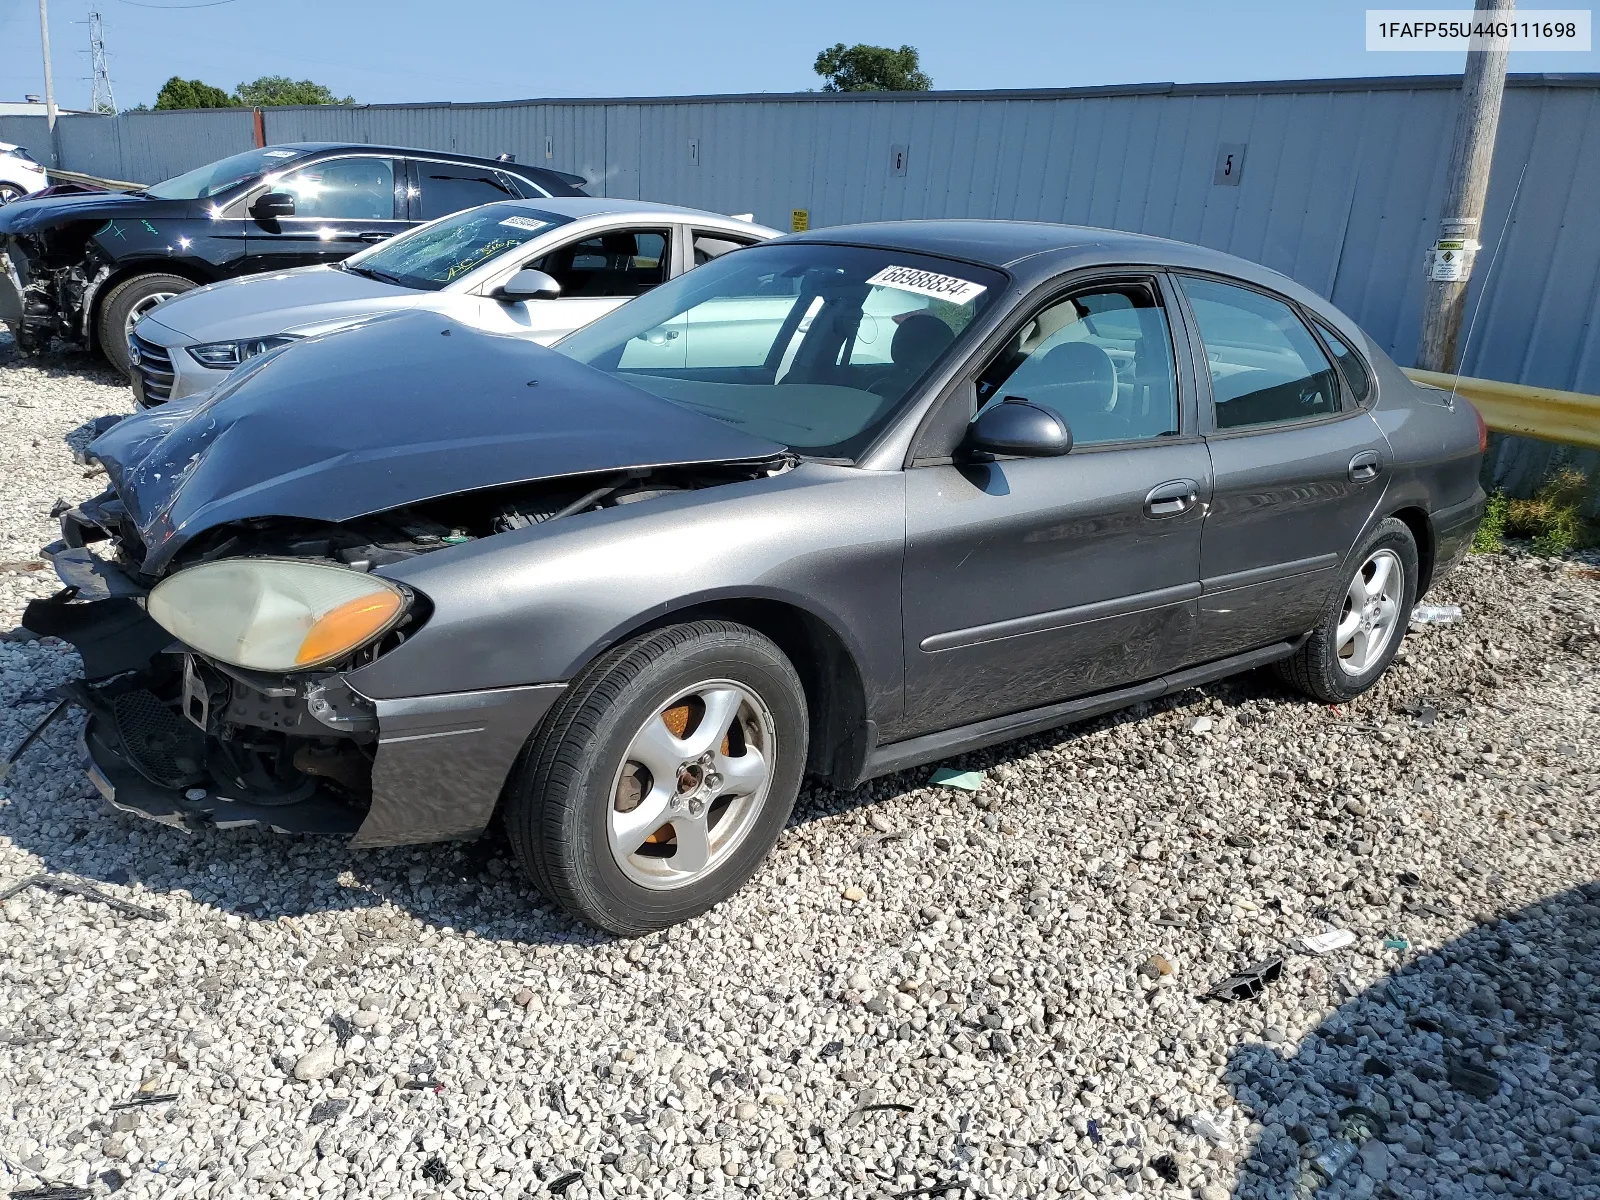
[671,814,712,874]
[628,716,689,782]
[716,747,768,797]
[1336,608,1362,650]
[682,687,742,758]
[1347,627,1371,670]
[1365,553,1393,600]
[610,785,673,853]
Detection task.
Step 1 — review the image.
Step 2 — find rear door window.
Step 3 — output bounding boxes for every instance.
[1179,276,1342,430]
[410,160,523,220]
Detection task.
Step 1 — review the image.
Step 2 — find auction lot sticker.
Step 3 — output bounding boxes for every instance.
[867,265,987,304]
[500,216,549,232]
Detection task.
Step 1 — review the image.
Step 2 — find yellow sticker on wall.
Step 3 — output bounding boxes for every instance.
[791,209,809,232]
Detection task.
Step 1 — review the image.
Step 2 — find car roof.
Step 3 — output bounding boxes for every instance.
[271,142,575,178]
[783,218,1334,316]
[481,196,773,229]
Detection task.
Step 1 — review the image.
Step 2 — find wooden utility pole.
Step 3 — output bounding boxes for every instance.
[37,0,60,168]
[1416,0,1514,373]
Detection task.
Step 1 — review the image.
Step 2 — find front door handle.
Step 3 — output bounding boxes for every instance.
[1144,478,1200,519]
[1349,451,1383,483]
[356,231,392,243]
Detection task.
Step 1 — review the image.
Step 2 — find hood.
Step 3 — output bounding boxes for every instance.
[141,264,419,341]
[89,310,789,576]
[0,190,190,233]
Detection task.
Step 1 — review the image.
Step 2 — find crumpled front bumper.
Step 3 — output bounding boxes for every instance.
[34,541,566,847]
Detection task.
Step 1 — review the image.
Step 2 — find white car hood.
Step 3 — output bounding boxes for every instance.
[144,264,425,343]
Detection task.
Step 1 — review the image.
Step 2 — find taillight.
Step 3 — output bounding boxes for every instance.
[1472,403,1488,453]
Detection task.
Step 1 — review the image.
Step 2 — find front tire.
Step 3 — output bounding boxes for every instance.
[1279,517,1418,703]
[98,273,194,376]
[505,621,808,935]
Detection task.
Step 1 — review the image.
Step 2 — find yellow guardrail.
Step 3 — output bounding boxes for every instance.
[1403,369,1600,451]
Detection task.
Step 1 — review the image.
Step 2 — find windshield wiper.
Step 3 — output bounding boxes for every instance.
[342,262,408,287]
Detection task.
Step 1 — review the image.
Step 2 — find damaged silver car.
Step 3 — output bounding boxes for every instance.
[25,224,1485,933]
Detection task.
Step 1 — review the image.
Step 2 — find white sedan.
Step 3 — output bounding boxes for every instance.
[0,142,49,205]
[127,197,778,406]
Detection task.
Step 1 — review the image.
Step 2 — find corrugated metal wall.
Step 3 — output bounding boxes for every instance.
[4,76,1598,494]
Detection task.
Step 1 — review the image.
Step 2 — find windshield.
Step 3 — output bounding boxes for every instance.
[143,146,308,200]
[345,205,573,292]
[557,242,1004,458]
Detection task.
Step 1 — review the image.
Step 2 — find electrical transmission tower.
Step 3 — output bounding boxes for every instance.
[88,11,116,114]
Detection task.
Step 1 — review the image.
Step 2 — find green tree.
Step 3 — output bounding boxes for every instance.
[234,76,353,107]
[154,76,237,110]
[813,43,931,92]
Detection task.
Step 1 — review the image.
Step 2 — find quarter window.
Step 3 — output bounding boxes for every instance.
[692,230,758,266]
[975,283,1179,445]
[1180,277,1341,430]
[272,157,396,221]
[532,229,670,298]
[1316,322,1372,405]
[413,161,521,220]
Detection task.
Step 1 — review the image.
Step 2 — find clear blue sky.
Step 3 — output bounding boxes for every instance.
[2,0,1595,111]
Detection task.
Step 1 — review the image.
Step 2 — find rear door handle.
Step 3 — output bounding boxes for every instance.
[1349,451,1383,483]
[1144,478,1200,519]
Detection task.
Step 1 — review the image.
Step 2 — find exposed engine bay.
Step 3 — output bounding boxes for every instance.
[27,460,784,837]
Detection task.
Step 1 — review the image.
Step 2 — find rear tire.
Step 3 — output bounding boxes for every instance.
[0,183,25,206]
[504,621,807,935]
[1278,517,1418,703]
[98,273,194,377]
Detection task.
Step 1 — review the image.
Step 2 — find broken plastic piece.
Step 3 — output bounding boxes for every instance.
[0,872,166,921]
[1149,1154,1179,1183]
[1383,936,1410,951]
[930,767,984,791]
[548,1171,584,1195]
[10,1187,93,1200]
[1205,957,1283,1002]
[1447,1060,1500,1099]
[0,697,72,782]
[1298,929,1356,955]
[1188,1113,1233,1149]
[109,1093,177,1109]
[1410,604,1463,626]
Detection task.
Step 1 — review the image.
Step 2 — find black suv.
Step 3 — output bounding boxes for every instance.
[0,142,586,375]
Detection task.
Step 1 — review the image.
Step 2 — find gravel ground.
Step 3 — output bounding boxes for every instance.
[2,334,1598,1200]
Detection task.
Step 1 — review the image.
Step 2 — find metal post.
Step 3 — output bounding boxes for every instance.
[37,0,60,168]
[1416,0,1514,373]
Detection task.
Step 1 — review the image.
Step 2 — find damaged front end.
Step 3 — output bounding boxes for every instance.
[25,311,793,846]
[0,201,123,354]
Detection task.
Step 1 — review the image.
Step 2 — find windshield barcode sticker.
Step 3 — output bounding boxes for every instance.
[261,149,298,158]
[867,265,987,304]
[500,216,549,232]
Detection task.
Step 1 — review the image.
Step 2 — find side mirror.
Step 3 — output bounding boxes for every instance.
[250,190,296,219]
[493,268,562,302]
[964,397,1072,459]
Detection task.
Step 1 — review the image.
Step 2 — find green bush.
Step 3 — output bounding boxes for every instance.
[1505,468,1593,557]
[1472,491,1508,554]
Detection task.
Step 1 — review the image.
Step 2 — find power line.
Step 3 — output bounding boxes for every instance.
[115,0,242,9]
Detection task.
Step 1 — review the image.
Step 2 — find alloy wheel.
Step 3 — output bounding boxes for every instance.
[124,290,176,341]
[1336,548,1404,675]
[607,680,775,890]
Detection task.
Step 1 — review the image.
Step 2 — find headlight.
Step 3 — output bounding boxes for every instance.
[147,559,407,672]
[186,334,298,369]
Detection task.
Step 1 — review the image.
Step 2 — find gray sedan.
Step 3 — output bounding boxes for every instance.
[30,221,1486,934]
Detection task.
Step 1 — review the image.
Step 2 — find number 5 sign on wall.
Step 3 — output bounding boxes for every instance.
[1214,143,1247,186]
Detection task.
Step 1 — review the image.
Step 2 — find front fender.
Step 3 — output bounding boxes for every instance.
[345,463,908,726]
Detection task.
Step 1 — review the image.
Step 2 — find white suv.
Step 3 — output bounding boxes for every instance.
[0,142,48,205]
